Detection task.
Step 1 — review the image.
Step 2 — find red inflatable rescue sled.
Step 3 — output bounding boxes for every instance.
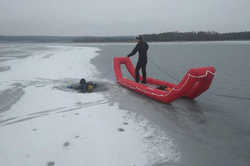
[113,57,216,104]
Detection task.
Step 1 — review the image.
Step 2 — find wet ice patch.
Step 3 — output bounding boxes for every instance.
[0,86,24,113]
[0,66,10,72]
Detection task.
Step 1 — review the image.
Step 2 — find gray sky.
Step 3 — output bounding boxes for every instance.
[0,0,249,36]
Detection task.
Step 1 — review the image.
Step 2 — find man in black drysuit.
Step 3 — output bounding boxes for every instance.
[127,35,149,84]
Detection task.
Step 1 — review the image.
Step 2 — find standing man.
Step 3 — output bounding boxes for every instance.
[127,35,149,84]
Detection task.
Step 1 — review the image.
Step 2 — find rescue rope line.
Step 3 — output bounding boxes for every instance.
[149,57,180,82]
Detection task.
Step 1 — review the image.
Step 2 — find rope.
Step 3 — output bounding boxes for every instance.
[207,91,250,101]
[100,57,180,82]
[99,56,179,83]
[149,57,179,82]
[100,67,114,78]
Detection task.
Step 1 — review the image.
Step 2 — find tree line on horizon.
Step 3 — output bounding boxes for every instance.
[1,31,250,43]
[73,31,250,42]
[141,31,250,42]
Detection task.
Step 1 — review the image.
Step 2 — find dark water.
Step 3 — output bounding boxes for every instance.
[91,41,250,166]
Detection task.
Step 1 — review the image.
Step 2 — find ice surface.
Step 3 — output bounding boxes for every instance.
[0,44,180,166]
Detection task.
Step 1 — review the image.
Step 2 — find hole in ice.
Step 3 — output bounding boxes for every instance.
[118,128,125,132]
[47,161,55,166]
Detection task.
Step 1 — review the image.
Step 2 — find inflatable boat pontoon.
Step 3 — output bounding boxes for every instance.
[113,57,216,104]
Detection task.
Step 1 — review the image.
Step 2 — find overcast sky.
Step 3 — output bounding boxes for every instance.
[0,0,249,36]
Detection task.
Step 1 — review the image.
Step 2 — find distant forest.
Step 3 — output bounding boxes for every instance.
[142,31,250,42]
[73,31,250,42]
[1,31,250,43]
[73,36,134,43]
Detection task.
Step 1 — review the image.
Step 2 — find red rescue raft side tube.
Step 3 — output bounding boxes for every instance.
[113,57,216,104]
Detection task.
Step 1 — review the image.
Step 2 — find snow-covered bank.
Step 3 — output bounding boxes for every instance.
[0,44,180,166]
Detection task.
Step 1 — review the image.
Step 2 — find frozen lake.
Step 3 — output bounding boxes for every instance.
[1,41,250,166]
